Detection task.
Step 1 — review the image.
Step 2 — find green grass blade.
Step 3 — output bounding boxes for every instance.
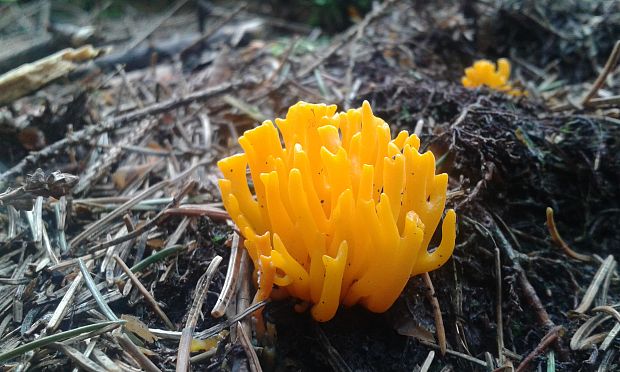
[0,320,124,363]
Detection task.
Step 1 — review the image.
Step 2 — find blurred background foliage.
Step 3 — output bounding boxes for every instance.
[1,0,375,32]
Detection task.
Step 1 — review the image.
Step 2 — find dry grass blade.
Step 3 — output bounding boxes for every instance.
[48,249,108,271]
[212,233,242,318]
[495,248,505,366]
[115,333,162,372]
[420,350,435,372]
[176,328,193,372]
[46,271,84,333]
[50,342,103,372]
[163,205,229,220]
[599,349,618,372]
[69,180,169,249]
[77,258,118,321]
[176,255,223,372]
[0,320,124,363]
[85,171,202,253]
[92,348,122,372]
[600,322,620,351]
[164,216,190,248]
[189,348,218,364]
[574,255,615,313]
[237,321,262,372]
[570,314,611,350]
[41,223,60,265]
[592,306,620,323]
[195,300,267,339]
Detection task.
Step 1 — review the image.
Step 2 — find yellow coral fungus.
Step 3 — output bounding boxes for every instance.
[218,101,456,322]
[462,58,525,96]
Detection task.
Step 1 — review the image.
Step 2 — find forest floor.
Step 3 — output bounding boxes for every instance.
[0,0,619,371]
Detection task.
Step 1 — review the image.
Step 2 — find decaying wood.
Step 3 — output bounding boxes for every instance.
[0,45,100,105]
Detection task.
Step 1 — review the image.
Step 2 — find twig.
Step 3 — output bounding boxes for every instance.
[296,0,399,78]
[212,233,242,318]
[236,250,252,337]
[491,217,553,328]
[74,119,160,194]
[180,3,247,58]
[262,36,298,87]
[124,0,190,51]
[69,179,169,249]
[422,272,446,355]
[114,255,175,330]
[515,326,564,372]
[0,80,243,182]
[582,40,620,106]
[189,348,217,364]
[546,207,592,262]
[85,171,202,252]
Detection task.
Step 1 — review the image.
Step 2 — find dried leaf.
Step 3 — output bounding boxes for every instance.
[121,314,158,344]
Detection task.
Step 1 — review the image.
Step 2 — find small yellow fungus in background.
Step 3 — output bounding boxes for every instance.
[218,101,456,322]
[462,58,525,96]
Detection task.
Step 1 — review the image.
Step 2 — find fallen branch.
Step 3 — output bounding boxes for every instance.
[515,326,564,372]
[582,40,620,106]
[0,79,246,184]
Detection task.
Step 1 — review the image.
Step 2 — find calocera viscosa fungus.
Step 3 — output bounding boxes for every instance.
[462,58,525,96]
[218,101,456,322]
